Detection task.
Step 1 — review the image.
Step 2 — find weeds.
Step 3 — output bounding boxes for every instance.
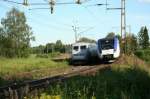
[35,65,150,99]
[0,57,68,86]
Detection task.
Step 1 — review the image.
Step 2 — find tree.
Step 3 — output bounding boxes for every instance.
[55,40,65,53]
[138,26,149,49]
[77,37,96,43]
[45,43,55,53]
[126,33,138,53]
[0,8,34,57]
[106,32,115,38]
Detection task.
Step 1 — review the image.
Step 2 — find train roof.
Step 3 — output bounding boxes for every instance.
[72,42,95,46]
[98,36,118,41]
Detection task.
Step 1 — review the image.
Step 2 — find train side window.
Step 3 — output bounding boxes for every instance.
[80,45,87,50]
[73,46,79,51]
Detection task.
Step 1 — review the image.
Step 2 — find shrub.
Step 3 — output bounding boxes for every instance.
[134,49,150,62]
[36,54,49,58]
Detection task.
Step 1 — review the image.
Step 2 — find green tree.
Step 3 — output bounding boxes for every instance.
[126,33,138,54]
[55,40,65,53]
[45,43,55,53]
[0,8,34,57]
[77,37,96,43]
[106,32,115,38]
[138,26,149,49]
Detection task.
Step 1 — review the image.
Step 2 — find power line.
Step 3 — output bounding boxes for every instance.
[72,20,94,42]
[0,2,74,33]
[1,0,22,5]
[27,9,74,30]
[1,0,93,14]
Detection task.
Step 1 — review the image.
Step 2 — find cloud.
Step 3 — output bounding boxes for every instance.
[138,0,150,3]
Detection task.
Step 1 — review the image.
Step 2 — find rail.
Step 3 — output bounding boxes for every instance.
[0,64,111,98]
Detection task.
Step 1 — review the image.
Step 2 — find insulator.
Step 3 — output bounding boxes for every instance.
[49,0,55,14]
[50,6,54,14]
[23,0,28,6]
[76,0,81,4]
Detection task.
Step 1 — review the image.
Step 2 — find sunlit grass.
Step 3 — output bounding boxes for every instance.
[0,56,69,86]
[31,55,150,99]
[111,54,150,74]
[0,57,68,75]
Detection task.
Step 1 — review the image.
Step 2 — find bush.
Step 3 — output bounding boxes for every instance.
[41,67,150,99]
[36,54,49,58]
[48,52,60,58]
[36,52,61,58]
[134,49,150,62]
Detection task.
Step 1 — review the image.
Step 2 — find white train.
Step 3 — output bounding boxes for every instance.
[70,36,120,64]
[70,42,97,64]
[97,36,120,60]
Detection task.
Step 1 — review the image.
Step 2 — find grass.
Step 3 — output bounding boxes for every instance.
[25,55,150,99]
[36,66,150,99]
[1,54,150,99]
[0,55,69,86]
[134,49,150,64]
[0,57,67,74]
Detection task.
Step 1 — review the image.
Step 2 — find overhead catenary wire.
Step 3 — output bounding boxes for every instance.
[0,2,72,33]
[27,9,74,30]
[81,4,108,37]
[1,0,91,6]
[0,1,91,33]
[0,0,22,5]
[72,20,95,42]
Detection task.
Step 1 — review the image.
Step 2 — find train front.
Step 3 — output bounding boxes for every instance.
[97,37,120,60]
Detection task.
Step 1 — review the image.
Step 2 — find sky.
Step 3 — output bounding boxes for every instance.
[0,0,150,46]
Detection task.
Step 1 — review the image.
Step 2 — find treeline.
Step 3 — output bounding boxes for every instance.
[107,26,149,53]
[0,8,34,58]
[31,37,96,55]
[32,40,71,54]
[126,26,149,54]
[107,26,150,62]
[0,8,149,59]
[134,26,150,62]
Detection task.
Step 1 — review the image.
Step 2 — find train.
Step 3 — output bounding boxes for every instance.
[97,36,120,60]
[70,42,97,64]
[70,36,120,64]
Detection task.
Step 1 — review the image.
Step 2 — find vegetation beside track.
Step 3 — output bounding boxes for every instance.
[0,56,69,86]
[134,49,150,64]
[25,55,150,99]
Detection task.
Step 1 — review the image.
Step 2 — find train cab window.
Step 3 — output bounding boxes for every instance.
[100,39,114,50]
[73,46,79,51]
[80,45,87,50]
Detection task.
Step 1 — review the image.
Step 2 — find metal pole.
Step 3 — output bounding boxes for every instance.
[121,0,123,39]
[72,26,78,43]
[121,0,126,53]
[121,0,126,39]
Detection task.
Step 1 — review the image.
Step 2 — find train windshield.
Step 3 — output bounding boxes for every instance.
[73,46,79,51]
[99,39,114,50]
[80,45,87,50]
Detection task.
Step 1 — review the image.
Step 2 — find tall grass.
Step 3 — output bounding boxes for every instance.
[0,57,68,75]
[134,49,150,64]
[0,56,68,86]
[34,54,150,99]
[35,65,150,99]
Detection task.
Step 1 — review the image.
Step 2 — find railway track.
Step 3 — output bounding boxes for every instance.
[0,63,112,99]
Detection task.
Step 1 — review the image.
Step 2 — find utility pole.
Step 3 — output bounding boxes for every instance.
[106,0,127,53]
[72,25,79,43]
[121,0,127,53]
[127,25,131,35]
[121,0,126,39]
[72,24,94,43]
